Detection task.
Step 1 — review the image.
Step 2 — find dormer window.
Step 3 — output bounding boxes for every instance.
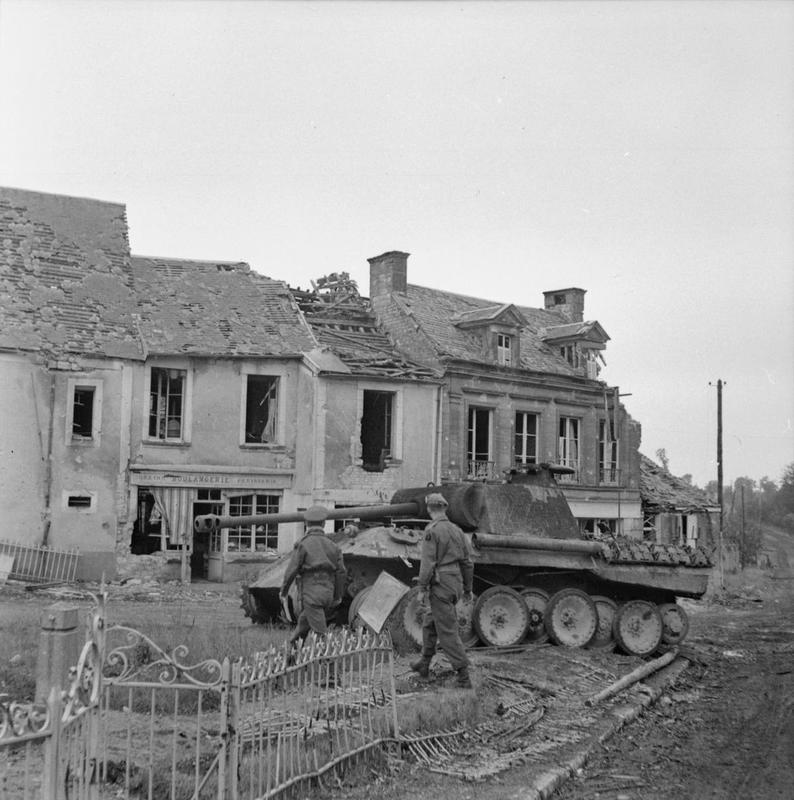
[560,344,579,368]
[497,333,512,366]
[451,304,526,368]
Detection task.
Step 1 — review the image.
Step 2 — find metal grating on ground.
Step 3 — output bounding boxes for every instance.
[401,646,649,782]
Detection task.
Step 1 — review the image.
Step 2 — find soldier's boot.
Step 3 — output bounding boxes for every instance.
[456,666,473,689]
[410,656,432,678]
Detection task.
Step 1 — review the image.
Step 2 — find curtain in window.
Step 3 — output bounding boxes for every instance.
[151,487,194,546]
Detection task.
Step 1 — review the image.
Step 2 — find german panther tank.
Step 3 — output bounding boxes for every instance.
[194,465,713,657]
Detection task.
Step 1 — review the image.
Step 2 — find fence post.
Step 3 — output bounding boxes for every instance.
[216,657,232,800]
[35,603,80,704]
[41,685,62,800]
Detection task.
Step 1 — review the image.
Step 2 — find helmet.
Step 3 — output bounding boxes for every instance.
[304,505,329,524]
[425,492,449,508]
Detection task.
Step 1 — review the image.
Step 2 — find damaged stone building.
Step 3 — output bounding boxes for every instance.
[1,188,143,579]
[1,187,648,583]
[0,189,441,582]
[639,454,720,548]
[366,251,643,537]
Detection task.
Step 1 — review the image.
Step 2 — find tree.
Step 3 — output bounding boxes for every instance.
[776,462,794,530]
[655,448,669,471]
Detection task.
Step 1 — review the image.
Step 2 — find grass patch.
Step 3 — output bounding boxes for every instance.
[0,606,41,700]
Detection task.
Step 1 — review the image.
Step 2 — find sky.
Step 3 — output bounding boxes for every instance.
[1,0,792,488]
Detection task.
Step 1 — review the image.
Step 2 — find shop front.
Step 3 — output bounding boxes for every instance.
[129,465,295,583]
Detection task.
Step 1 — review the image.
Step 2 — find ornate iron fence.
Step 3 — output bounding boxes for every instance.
[0,597,398,800]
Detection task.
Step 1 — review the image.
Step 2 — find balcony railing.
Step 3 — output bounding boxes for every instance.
[599,467,622,485]
[466,460,496,480]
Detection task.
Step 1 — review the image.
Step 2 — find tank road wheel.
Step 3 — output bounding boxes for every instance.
[586,596,618,651]
[383,586,425,655]
[348,586,374,628]
[613,600,663,657]
[519,587,550,644]
[544,588,598,648]
[456,594,481,649]
[472,586,530,648]
[658,602,690,646]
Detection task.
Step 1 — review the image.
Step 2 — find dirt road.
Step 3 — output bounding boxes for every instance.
[555,575,794,800]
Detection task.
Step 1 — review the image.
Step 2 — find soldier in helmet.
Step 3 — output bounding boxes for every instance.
[410,492,475,688]
[280,505,346,646]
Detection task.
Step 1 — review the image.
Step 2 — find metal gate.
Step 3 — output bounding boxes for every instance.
[1,596,398,800]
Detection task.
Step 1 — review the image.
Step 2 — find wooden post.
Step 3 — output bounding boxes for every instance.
[35,603,80,704]
[585,648,677,706]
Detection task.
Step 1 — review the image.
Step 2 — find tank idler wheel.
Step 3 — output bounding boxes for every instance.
[658,602,690,646]
[383,586,424,655]
[472,586,530,648]
[544,588,598,648]
[519,587,550,644]
[613,599,663,657]
[586,595,618,651]
[348,586,374,628]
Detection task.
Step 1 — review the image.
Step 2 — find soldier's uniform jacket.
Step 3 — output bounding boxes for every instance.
[282,528,346,602]
[417,518,474,593]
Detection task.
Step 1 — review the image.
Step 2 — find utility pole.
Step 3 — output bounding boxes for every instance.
[710,379,725,588]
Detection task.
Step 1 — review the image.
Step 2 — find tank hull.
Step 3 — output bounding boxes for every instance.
[213,467,714,654]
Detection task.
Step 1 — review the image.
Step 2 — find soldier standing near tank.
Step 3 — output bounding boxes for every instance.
[280,505,346,647]
[410,492,475,688]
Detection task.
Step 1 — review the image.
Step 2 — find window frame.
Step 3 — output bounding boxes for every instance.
[66,378,103,446]
[514,410,539,466]
[557,415,580,479]
[242,374,281,446]
[145,364,192,444]
[598,419,620,484]
[467,405,494,478]
[225,493,281,553]
[496,333,512,366]
[356,384,403,470]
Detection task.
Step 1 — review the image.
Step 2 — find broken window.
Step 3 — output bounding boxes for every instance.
[361,390,394,471]
[598,420,619,484]
[580,518,617,537]
[148,367,185,440]
[67,379,102,444]
[71,387,95,439]
[514,412,538,466]
[467,406,493,479]
[557,416,580,480]
[643,511,658,541]
[245,375,279,444]
[227,494,280,552]
[496,333,512,366]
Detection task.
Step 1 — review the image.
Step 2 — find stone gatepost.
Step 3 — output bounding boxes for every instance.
[35,602,80,703]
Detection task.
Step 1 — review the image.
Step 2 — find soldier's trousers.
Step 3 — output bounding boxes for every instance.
[291,571,335,642]
[421,573,469,670]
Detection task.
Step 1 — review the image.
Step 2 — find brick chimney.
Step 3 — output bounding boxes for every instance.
[368,251,409,298]
[543,287,586,322]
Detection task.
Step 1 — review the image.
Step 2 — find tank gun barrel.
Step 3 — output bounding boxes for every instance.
[194,501,420,533]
